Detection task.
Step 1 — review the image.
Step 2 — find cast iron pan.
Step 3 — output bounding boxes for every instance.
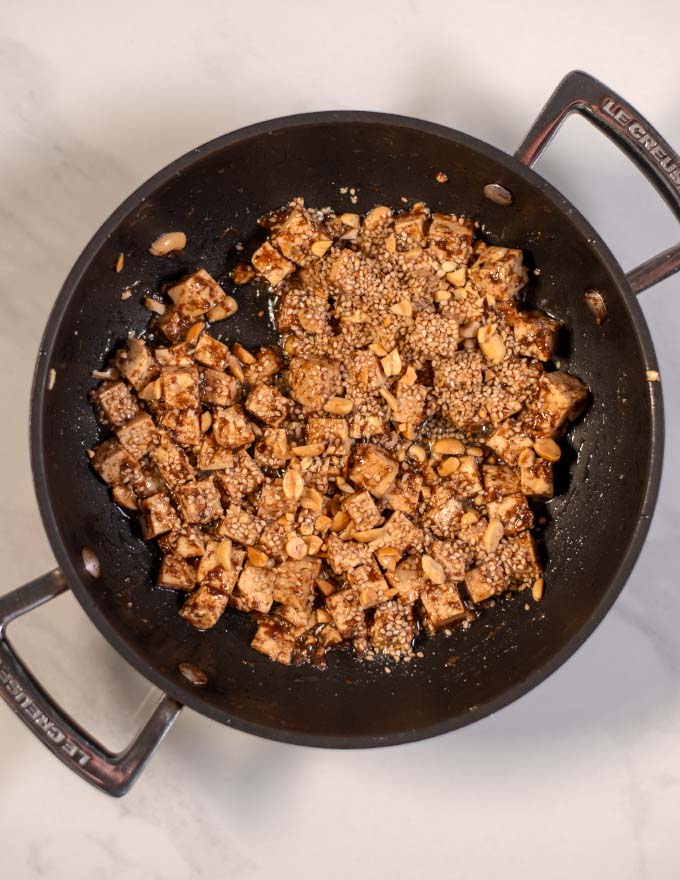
[0,71,677,796]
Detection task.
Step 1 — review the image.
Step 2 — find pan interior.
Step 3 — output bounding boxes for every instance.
[33,115,659,745]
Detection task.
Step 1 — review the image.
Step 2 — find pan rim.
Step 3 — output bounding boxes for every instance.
[29,110,664,747]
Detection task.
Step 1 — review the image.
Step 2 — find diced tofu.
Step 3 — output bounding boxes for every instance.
[487,494,534,535]
[288,356,341,410]
[91,438,142,487]
[500,532,541,581]
[155,307,191,344]
[385,472,423,514]
[234,564,274,613]
[253,427,289,468]
[346,561,391,608]
[160,365,200,409]
[243,347,283,385]
[342,491,382,530]
[139,492,179,538]
[410,312,460,362]
[180,544,245,629]
[349,410,389,439]
[520,460,554,499]
[512,311,561,361]
[368,511,424,554]
[157,525,206,558]
[149,432,195,488]
[218,505,265,545]
[212,449,264,501]
[276,288,329,335]
[303,456,332,493]
[276,605,316,633]
[175,478,223,524]
[385,556,429,604]
[257,478,298,521]
[201,368,241,407]
[155,343,195,366]
[251,617,298,664]
[192,335,230,370]
[157,555,197,590]
[423,485,464,538]
[349,444,399,498]
[485,419,533,466]
[421,582,466,629]
[196,435,235,470]
[394,206,428,243]
[167,269,227,319]
[482,464,521,497]
[446,455,483,499]
[251,241,295,287]
[464,559,510,604]
[196,540,245,591]
[427,539,470,582]
[157,408,201,447]
[388,381,428,426]
[325,533,373,574]
[524,371,589,438]
[345,350,385,395]
[270,205,331,266]
[271,558,321,610]
[467,244,528,306]
[370,600,415,659]
[245,383,290,427]
[326,589,367,639]
[327,248,361,292]
[115,412,156,460]
[258,521,289,560]
[212,405,255,449]
[427,213,475,265]
[307,417,351,456]
[115,338,160,391]
[90,380,138,427]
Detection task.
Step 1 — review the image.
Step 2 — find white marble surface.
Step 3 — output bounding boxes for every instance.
[2,1,680,877]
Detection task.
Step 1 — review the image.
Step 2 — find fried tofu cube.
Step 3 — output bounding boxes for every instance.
[201,368,241,407]
[427,213,475,265]
[525,371,589,438]
[389,382,428,426]
[342,491,382,530]
[139,492,179,538]
[385,472,423,515]
[345,350,385,395]
[157,408,201,447]
[243,346,283,385]
[115,338,159,391]
[251,241,295,287]
[115,412,156,460]
[423,485,465,538]
[254,427,289,468]
[212,405,255,449]
[160,365,200,409]
[368,511,423,554]
[149,432,195,488]
[90,380,138,427]
[271,205,331,266]
[485,420,533,466]
[276,605,316,633]
[394,206,428,243]
[512,311,561,361]
[276,288,329,335]
[307,417,351,456]
[427,539,470,582]
[251,617,298,664]
[196,435,235,470]
[464,559,510,604]
[446,455,483,499]
[370,600,415,659]
[157,525,206,558]
[91,438,142,487]
[421,582,466,629]
[258,521,289,560]
[212,449,264,502]
[385,556,427,604]
[482,464,521,498]
[180,544,245,629]
[488,494,534,535]
[245,383,290,427]
[157,555,197,590]
[411,312,460,362]
[155,307,191,344]
[347,561,391,608]
[501,532,541,581]
[176,478,223,524]
[327,248,361,292]
[520,460,554,499]
[468,244,528,306]
[234,564,274,613]
[192,334,230,370]
[349,444,399,498]
[256,479,296,522]
[167,269,227,319]
[218,505,265,545]
[349,411,389,439]
[326,588,367,639]
[155,342,195,366]
[325,533,373,574]
[271,558,321,610]
[288,356,341,410]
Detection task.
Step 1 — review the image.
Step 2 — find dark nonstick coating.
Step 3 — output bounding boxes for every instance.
[31,112,663,746]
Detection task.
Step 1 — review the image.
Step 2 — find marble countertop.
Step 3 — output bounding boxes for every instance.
[2,2,679,877]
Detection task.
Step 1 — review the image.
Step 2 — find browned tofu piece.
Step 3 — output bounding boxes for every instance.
[512,311,561,361]
[160,365,200,410]
[385,556,429,604]
[388,381,428,426]
[427,539,470,582]
[276,288,329,335]
[243,346,283,385]
[149,432,195,488]
[251,617,298,664]
[157,525,206,558]
[139,492,179,538]
[394,206,428,243]
[180,543,245,629]
[167,269,227,319]
[385,472,423,515]
[157,555,197,590]
[176,479,223,524]
[212,405,255,449]
[468,244,528,306]
[434,351,486,431]
[525,371,589,438]
[258,521,289,560]
[349,444,399,498]
[342,491,382,530]
[91,438,142,487]
[485,419,533,466]
[91,380,138,427]
[307,417,351,456]
[254,427,289,468]
[276,605,316,634]
[488,494,534,535]
[201,368,241,407]
[326,588,367,639]
[325,533,373,574]
[346,561,391,608]
[500,532,541,581]
[115,412,156,460]
[257,478,298,521]
[446,455,483,499]
[464,559,510,604]
[327,248,361,292]
[212,449,264,502]
[245,383,290,427]
[271,558,321,610]
[115,338,160,391]
[345,350,385,395]
[270,205,331,266]
[196,435,235,470]
[423,485,465,538]
[251,241,295,287]
[218,505,265,546]
[370,600,415,659]
[192,334,230,370]
[427,213,474,265]
[157,408,201,448]
[482,464,522,498]
[303,456,333,494]
[369,511,424,554]
[288,356,341,410]
[155,307,191,344]
[155,342,195,366]
[349,411,389,440]
[410,312,460,362]
[520,460,554,499]
[234,564,274,613]
[421,582,466,629]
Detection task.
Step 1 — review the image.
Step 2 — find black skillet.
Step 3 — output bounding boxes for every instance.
[1,71,678,796]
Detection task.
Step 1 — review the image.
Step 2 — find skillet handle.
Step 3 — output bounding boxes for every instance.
[0,570,181,797]
[515,69,680,295]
